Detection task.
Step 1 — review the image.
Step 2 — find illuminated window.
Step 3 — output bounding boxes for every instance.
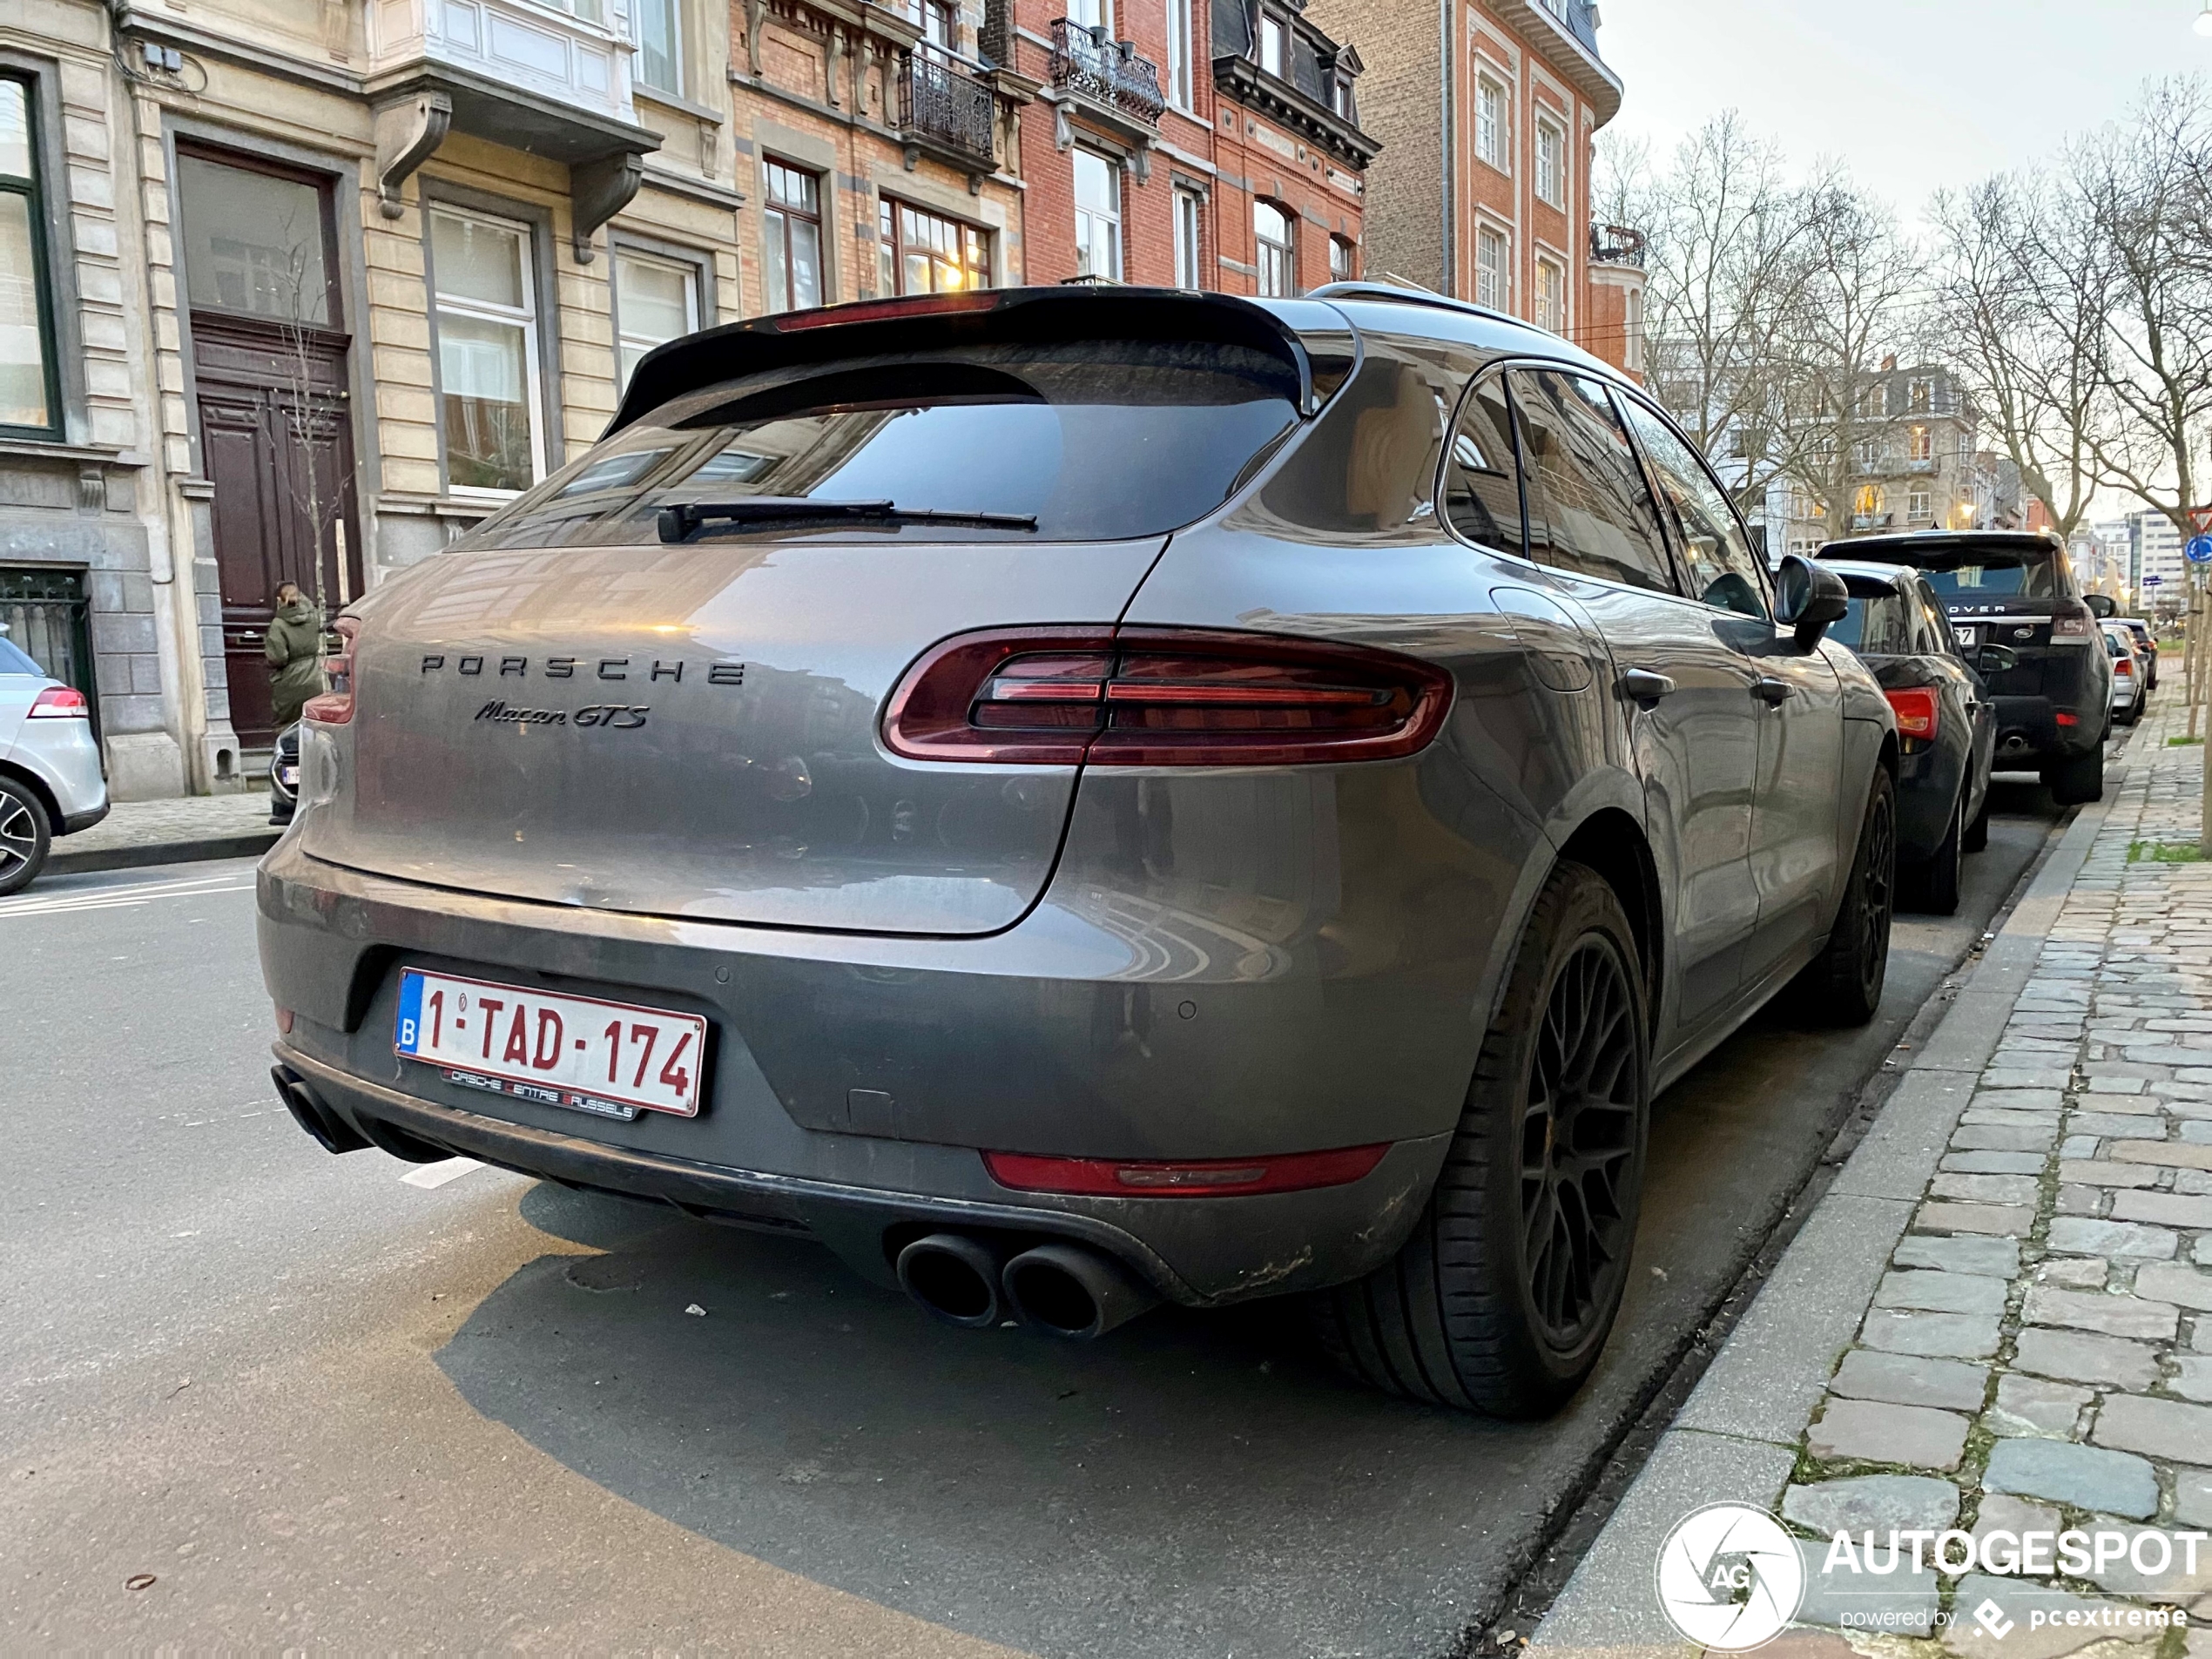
[1535,255,1564,332]
[878,198,989,294]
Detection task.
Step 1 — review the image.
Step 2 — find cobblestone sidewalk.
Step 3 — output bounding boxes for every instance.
[1535,702,2212,1659]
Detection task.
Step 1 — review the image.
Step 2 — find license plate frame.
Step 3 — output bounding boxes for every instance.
[394,968,707,1120]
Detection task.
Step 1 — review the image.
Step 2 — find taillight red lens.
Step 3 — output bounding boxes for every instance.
[2114,655,2134,677]
[302,615,361,726]
[982,1143,1390,1197]
[26,685,89,718]
[1885,687,1939,741]
[883,627,1453,766]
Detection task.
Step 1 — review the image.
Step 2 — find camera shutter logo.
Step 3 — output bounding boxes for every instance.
[1654,1504,1805,1651]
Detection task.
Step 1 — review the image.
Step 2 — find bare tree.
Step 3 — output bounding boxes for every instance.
[1765,175,1930,533]
[1932,173,2107,543]
[1618,112,1821,509]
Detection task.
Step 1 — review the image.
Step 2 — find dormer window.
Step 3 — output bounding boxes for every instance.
[1259,13,1285,77]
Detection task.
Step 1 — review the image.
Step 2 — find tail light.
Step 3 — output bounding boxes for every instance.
[26,685,89,718]
[301,616,361,726]
[1885,687,1939,741]
[883,627,1453,767]
[982,1143,1389,1197]
[2049,605,2094,644]
[2114,655,2134,678]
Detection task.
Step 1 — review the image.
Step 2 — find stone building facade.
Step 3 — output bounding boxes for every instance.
[1298,0,1642,377]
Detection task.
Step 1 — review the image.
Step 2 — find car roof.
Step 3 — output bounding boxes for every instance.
[1303,280,1621,374]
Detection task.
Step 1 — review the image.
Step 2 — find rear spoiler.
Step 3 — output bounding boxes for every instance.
[606,286,1352,436]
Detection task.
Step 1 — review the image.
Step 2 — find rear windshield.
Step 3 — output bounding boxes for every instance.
[1877,546,2060,601]
[0,635,41,676]
[1830,590,1912,655]
[460,341,1303,549]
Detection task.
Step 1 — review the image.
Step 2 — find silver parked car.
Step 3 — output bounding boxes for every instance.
[0,629,108,894]
[258,286,1898,1417]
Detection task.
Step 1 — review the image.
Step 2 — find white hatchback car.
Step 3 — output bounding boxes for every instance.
[0,629,108,894]
[2101,621,2148,727]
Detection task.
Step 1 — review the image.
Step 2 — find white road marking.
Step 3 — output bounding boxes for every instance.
[0,873,254,920]
[399,1157,483,1190]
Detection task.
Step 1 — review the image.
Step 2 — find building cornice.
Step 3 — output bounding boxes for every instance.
[1211,55,1379,171]
[1483,0,1622,127]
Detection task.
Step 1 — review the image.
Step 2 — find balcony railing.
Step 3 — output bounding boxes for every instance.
[1851,512,1895,532]
[900,43,995,166]
[1049,18,1165,127]
[1589,224,1647,267]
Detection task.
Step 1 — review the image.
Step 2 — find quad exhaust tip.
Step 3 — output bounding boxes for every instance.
[895,1233,1162,1339]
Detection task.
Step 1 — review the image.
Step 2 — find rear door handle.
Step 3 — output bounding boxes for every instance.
[1620,668,1675,704]
[1750,676,1792,705]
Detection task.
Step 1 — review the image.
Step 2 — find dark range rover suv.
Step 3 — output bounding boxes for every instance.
[259,285,1898,1417]
[1821,531,2112,803]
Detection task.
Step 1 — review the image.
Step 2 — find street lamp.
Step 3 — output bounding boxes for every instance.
[2197,0,2212,37]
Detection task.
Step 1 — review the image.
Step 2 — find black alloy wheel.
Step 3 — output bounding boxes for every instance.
[1310,861,1649,1418]
[0,777,51,897]
[1791,766,1895,1026]
[1520,939,1642,1348]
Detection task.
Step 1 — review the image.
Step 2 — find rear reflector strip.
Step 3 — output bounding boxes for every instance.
[982,1143,1390,1197]
[884,626,1453,767]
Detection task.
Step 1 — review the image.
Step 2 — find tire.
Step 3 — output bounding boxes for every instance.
[0,777,52,897]
[1310,861,1649,1419]
[1789,766,1896,1027]
[1963,786,1990,854]
[1906,786,1964,916]
[2042,745,2104,806]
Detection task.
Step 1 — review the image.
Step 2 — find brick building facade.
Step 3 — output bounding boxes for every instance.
[991,0,1376,295]
[1299,0,1642,376]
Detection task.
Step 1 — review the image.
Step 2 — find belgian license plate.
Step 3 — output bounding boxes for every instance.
[1953,624,1980,650]
[395,968,705,1120]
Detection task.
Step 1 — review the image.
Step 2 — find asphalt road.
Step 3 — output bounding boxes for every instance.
[0,765,2083,1656]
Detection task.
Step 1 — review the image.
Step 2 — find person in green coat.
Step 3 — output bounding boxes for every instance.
[264,583,325,732]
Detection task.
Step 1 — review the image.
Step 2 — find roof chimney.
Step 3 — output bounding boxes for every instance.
[1881,354,1897,372]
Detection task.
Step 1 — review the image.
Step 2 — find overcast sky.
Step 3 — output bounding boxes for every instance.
[1597,0,2208,219]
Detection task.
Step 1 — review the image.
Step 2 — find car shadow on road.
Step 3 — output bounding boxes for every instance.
[439,1188,1572,1658]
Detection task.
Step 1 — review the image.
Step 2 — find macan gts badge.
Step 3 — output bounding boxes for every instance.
[260,283,1898,1419]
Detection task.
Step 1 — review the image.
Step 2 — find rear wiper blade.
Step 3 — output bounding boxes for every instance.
[658,498,1038,541]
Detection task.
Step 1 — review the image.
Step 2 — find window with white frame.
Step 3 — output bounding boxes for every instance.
[1068,0,1109,28]
[429,206,543,495]
[1073,149,1122,280]
[1535,118,1565,207]
[1908,489,1932,521]
[1173,187,1203,288]
[633,0,680,95]
[1476,225,1507,310]
[1329,234,1354,284]
[613,246,698,389]
[1475,76,1506,172]
[1254,199,1294,297]
[1165,0,1194,109]
[1535,255,1563,333]
[0,76,60,435]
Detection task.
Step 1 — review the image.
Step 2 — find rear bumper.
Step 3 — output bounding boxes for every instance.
[271,1045,1448,1305]
[7,719,107,826]
[254,813,1495,1302]
[1988,692,2101,765]
[61,802,109,834]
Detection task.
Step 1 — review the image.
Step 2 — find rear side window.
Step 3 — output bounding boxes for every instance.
[463,339,1303,547]
[1440,375,1523,553]
[1509,368,1675,592]
[1616,395,1768,619]
[1831,589,1912,654]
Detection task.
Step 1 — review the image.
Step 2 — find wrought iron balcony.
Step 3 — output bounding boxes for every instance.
[1049,18,1165,127]
[900,43,995,167]
[1589,223,1647,267]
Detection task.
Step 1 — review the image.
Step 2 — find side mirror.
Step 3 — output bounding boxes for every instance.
[2084,593,2115,619]
[1774,554,1850,651]
[1976,643,2020,675]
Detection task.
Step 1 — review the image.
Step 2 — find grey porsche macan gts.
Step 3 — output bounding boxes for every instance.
[258,284,1898,1417]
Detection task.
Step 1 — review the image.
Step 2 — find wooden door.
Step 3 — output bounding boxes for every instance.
[178,147,361,750]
